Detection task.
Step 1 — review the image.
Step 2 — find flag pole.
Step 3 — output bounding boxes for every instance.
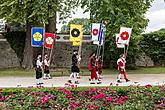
[78,33,83,68]
[125,26,133,58]
[49,34,56,66]
[42,22,45,63]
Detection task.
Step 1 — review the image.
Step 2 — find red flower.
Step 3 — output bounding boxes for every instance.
[120,31,129,40]
[107,96,113,102]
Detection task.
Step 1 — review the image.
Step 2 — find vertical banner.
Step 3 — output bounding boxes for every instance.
[118,27,132,45]
[73,41,80,46]
[116,34,125,48]
[44,33,55,49]
[70,24,83,42]
[31,27,44,47]
[91,23,101,41]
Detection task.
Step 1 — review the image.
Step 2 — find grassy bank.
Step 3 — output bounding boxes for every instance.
[0,67,164,77]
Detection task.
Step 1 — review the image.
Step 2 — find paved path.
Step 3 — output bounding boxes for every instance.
[0,74,165,88]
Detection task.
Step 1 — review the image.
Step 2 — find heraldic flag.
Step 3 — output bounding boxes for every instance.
[91,23,101,41]
[70,24,83,42]
[73,41,80,46]
[118,27,132,45]
[116,34,125,48]
[44,33,55,49]
[31,27,44,47]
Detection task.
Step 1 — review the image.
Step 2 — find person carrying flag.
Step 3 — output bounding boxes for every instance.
[117,54,130,83]
[36,54,43,85]
[43,53,52,79]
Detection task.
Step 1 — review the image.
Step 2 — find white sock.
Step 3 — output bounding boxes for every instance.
[44,74,47,78]
[74,72,77,81]
[48,74,51,78]
[117,74,121,80]
[77,73,79,77]
[96,71,99,78]
[36,79,39,84]
[69,73,74,80]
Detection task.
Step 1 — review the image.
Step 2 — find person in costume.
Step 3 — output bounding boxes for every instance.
[88,52,101,84]
[68,50,80,84]
[117,54,130,83]
[43,53,52,79]
[36,54,43,85]
[96,55,103,80]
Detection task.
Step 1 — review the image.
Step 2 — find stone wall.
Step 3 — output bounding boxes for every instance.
[135,53,154,67]
[47,42,96,68]
[0,34,20,68]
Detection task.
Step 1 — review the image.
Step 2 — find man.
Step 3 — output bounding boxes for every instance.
[68,50,80,84]
[43,54,52,79]
[117,54,130,83]
[36,54,43,85]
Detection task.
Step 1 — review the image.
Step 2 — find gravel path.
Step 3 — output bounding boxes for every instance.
[0,74,165,88]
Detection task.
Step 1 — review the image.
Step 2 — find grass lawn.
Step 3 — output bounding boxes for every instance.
[0,67,164,77]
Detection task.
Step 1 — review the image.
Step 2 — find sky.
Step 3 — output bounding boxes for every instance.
[56,0,165,33]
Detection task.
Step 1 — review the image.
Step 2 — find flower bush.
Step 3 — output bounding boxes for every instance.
[0,85,164,110]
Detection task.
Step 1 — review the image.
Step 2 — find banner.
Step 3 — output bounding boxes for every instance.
[116,34,125,48]
[91,23,101,41]
[118,27,132,45]
[31,27,44,47]
[70,24,83,42]
[44,33,55,49]
[73,41,80,46]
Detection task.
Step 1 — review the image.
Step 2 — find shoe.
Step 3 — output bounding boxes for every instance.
[39,82,44,85]
[97,82,101,84]
[117,80,122,83]
[98,79,101,81]
[125,78,130,82]
[43,78,48,80]
[89,78,91,81]
[90,82,95,84]
[68,80,72,83]
[48,77,52,79]
[75,81,79,84]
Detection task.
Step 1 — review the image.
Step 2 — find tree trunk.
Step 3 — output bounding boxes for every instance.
[45,15,56,33]
[22,21,33,69]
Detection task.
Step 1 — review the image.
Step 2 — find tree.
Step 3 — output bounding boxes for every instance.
[81,0,153,68]
[140,29,165,66]
[0,0,79,69]
[60,18,90,34]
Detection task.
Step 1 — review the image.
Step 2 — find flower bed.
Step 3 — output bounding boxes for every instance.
[0,85,165,110]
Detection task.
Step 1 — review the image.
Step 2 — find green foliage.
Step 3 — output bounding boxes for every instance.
[60,18,90,34]
[140,29,165,66]
[80,0,153,68]
[0,0,80,24]
[2,31,25,61]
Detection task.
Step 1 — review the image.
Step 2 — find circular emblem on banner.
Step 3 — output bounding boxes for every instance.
[46,37,53,44]
[93,29,98,36]
[120,31,129,40]
[71,28,80,37]
[33,32,42,41]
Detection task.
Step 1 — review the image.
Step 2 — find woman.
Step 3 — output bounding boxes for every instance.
[36,54,43,85]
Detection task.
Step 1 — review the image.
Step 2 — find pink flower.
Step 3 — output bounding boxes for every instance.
[81,91,86,95]
[40,96,49,103]
[71,102,78,108]
[101,88,106,91]
[110,82,113,86]
[107,96,113,102]
[0,97,5,101]
[145,84,152,88]
[116,84,119,86]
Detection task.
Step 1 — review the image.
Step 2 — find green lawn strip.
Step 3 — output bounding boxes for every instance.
[0,67,164,77]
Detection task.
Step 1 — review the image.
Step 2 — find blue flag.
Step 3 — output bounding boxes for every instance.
[98,24,105,45]
[31,27,44,47]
